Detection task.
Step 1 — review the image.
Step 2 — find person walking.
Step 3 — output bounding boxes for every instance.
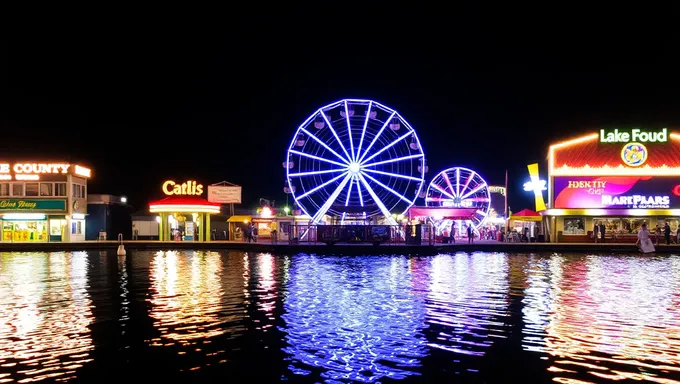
[664,222,671,245]
[599,222,606,243]
[467,224,473,244]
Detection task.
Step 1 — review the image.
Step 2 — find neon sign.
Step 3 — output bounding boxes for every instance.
[599,128,667,143]
[526,163,547,211]
[162,180,204,196]
[602,195,670,209]
[0,162,92,180]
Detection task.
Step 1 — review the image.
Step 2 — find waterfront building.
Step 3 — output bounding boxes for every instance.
[0,161,92,242]
[148,179,220,241]
[543,128,680,243]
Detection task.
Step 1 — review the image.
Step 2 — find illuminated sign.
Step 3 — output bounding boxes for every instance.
[620,142,648,167]
[0,162,91,180]
[553,176,679,209]
[599,128,667,143]
[488,186,506,196]
[162,180,204,196]
[527,163,547,211]
[0,199,67,211]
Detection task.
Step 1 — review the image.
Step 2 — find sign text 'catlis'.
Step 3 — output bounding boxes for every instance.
[162,180,204,196]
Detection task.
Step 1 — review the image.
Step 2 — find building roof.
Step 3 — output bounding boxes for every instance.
[549,132,680,176]
[148,196,221,214]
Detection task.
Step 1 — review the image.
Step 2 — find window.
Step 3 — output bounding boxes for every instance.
[0,183,8,196]
[40,183,53,196]
[72,184,86,199]
[25,183,39,197]
[55,183,67,196]
[71,220,83,235]
[622,218,649,233]
[563,217,585,235]
[12,183,24,197]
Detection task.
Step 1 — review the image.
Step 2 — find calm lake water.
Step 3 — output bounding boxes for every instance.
[1,251,679,383]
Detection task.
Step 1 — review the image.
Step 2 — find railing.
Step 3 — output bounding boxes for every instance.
[286,224,435,245]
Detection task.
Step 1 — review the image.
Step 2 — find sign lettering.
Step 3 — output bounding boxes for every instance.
[602,194,670,209]
[162,180,204,196]
[0,199,67,211]
[599,128,667,143]
[0,162,91,180]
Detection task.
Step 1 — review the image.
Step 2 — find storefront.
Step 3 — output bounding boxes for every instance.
[149,180,221,241]
[0,161,92,242]
[543,128,680,243]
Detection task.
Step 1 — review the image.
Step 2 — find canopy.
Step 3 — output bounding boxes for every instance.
[408,207,477,219]
[510,208,542,222]
[227,215,253,223]
[149,196,221,214]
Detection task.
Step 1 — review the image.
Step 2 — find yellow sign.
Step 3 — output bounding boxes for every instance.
[162,180,204,196]
[527,163,547,212]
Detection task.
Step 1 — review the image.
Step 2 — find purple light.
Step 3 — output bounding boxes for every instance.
[286,99,426,222]
[426,167,491,229]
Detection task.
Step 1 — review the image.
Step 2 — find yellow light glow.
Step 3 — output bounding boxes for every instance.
[527,163,547,212]
[150,204,220,214]
[13,163,71,174]
[74,165,92,178]
[162,180,204,196]
[550,163,680,176]
[14,174,39,180]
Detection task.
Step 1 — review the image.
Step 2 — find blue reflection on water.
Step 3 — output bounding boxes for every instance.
[425,253,510,356]
[281,255,428,382]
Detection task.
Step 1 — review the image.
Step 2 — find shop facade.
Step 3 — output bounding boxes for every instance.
[149,180,221,241]
[0,161,92,242]
[543,128,680,243]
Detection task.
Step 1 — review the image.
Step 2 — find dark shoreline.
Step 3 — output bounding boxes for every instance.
[0,240,678,255]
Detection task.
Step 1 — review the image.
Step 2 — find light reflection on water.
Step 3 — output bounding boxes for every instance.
[425,253,509,358]
[522,254,680,383]
[281,255,429,382]
[0,251,680,382]
[0,252,94,383]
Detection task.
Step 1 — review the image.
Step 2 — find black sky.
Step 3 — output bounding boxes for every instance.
[2,16,679,213]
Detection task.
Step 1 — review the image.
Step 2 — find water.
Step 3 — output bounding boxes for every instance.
[1,251,679,383]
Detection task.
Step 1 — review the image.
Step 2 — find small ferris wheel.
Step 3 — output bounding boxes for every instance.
[425,167,491,229]
[283,99,427,225]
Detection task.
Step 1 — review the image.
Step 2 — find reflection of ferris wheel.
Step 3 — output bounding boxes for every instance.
[425,167,491,228]
[284,99,426,225]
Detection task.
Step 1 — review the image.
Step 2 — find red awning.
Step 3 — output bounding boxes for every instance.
[408,207,477,219]
[511,208,541,218]
[148,196,221,207]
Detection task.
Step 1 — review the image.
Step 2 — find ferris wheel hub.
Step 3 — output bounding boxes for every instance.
[348,162,361,174]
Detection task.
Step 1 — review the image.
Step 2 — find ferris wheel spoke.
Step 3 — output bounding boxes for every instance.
[296,171,349,200]
[357,111,396,163]
[343,100,355,161]
[288,168,347,177]
[361,172,413,205]
[300,128,350,165]
[355,177,364,206]
[361,153,423,168]
[357,174,397,225]
[361,168,422,182]
[355,101,372,163]
[360,130,412,165]
[320,110,352,162]
[344,175,354,206]
[431,183,456,201]
[456,168,461,197]
[311,173,352,224]
[460,171,475,197]
[288,149,347,168]
[460,184,485,200]
[442,172,455,196]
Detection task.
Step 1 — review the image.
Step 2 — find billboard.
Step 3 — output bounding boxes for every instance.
[207,185,241,204]
[553,176,680,209]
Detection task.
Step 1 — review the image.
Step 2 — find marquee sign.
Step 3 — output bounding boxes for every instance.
[599,128,668,143]
[162,180,204,196]
[0,162,92,180]
[553,176,679,209]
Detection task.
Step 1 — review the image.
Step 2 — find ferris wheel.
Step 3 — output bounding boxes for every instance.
[425,167,491,229]
[284,99,426,225]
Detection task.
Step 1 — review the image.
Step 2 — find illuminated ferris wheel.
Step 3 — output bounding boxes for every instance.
[283,99,427,225]
[425,167,491,229]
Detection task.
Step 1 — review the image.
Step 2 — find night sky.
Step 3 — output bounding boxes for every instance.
[2,22,678,214]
